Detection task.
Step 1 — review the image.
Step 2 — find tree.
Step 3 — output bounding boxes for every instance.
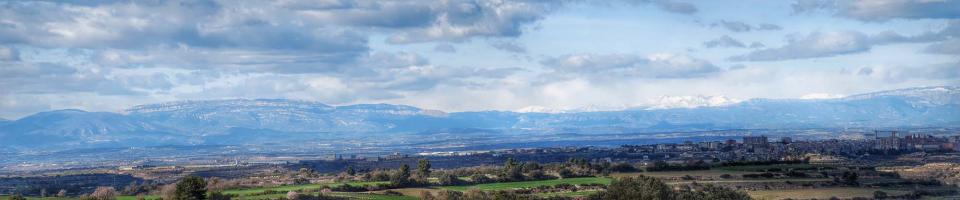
[417,159,432,178]
[208,192,231,200]
[841,171,859,186]
[286,191,299,200]
[590,176,673,200]
[469,174,492,184]
[345,166,355,176]
[698,185,751,200]
[501,157,523,181]
[873,191,887,199]
[7,194,26,200]
[175,176,208,200]
[390,164,412,187]
[90,187,118,200]
[298,168,315,178]
[160,184,177,200]
[438,173,464,186]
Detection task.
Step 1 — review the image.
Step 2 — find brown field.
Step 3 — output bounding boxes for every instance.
[747,187,911,200]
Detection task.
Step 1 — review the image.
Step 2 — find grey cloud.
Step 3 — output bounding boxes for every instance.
[758,23,783,31]
[730,29,948,61]
[0,62,138,95]
[490,41,527,53]
[793,0,960,21]
[434,44,457,53]
[717,21,752,32]
[731,31,872,61]
[0,46,19,61]
[648,0,699,15]
[115,73,175,91]
[384,0,564,43]
[712,21,782,32]
[870,61,960,83]
[360,52,430,69]
[541,53,722,79]
[924,39,960,55]
[703,35,746,48]
[749,42,766,48]
[857,67,873,75]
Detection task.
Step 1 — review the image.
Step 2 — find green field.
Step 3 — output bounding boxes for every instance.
[612,169,753,179]
[534,190,600,198]
[440,177,612,191]
[237,192,415,200]
[222,181,389,196]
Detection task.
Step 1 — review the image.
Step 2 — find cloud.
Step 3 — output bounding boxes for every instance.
[857,67,874,75]
[434,44,457,53]
[382,0,564,43]
[924,39,960,55]
[541,53,722,79]
[793,0,960,21]
[731,29,947,61]
[703,35,746,48]
[860,61,960,83]
[0,46,19,61]
[731,31,872,61]
[647,0,699,15]
[490,41,527,53]
[0,62,140,95]
[712,20,782,32]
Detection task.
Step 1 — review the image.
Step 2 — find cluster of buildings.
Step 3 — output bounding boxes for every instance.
[873,131,960,151]
[618,132,960,164]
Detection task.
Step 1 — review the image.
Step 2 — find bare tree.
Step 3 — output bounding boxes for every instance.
[90,187,118,200]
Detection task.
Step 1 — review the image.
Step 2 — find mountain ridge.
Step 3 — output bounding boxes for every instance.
[1,86,958,151]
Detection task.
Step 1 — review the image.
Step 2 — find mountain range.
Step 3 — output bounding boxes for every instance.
[1,86,958,152]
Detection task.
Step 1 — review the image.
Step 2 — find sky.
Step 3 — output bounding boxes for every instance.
[0,0,958,119]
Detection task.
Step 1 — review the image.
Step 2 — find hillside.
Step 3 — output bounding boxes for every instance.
[0,86,958,151]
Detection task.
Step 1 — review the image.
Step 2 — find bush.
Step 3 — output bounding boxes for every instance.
[469,174,493,184]
[175,176,207,200]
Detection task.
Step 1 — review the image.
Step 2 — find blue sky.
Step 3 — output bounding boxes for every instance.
[0,0,958,118]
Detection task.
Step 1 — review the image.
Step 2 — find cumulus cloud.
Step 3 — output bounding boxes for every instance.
[490,41,527,53]
[924,39,960,55]
[731,31,872,61]
[647,0,699,14]
[0,46,19,61]
[859,61,960,83]
[731,29,948,61]
[541,53,722,79]
[382,0,564,43]
[434,44,457,53]
[703,35,746,48]
[793,0,960,21]
[712,20,782,32]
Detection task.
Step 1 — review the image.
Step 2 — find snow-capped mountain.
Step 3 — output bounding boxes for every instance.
[0,86,957,151]
[644,95,741,110]
[515,106,568,113]
[843,86,959,107]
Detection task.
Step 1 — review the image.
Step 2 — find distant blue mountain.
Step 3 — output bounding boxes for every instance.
[1,86,958,151]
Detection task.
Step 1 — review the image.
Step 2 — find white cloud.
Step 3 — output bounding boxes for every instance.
[703,35,746,48]
[541,53,722,79]
[793,0,960,22]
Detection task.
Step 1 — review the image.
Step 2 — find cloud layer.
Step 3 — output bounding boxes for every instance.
[0,0,957,118]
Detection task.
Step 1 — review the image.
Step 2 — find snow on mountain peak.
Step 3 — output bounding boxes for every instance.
[515,106,567,113]
[800,93,845,99]
[644,95,740,110]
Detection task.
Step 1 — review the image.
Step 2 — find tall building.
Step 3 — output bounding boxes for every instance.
[743,135,768,148]
[875,131,901,150]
